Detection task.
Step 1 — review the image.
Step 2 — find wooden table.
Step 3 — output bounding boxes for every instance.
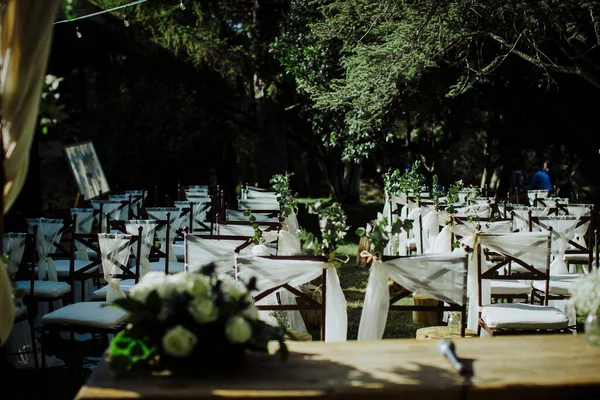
[75,335,600,400]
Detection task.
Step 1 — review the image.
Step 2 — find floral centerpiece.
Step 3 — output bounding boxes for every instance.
[569,269,600,346]
[106,263,288,375]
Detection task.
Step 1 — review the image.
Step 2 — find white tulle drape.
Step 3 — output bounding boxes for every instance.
[124,221,157,278]
[238,199,280,211]
[3,233,26,278]
[145,207,182,262]
[533,217,579,275]
[70,208,95,261]
[98,234,133,303]
[357,252,467,341]
[108,195,131,220]
[26,218,63,281]
[184,235,253,273]
[221,256,347,342]
[90,200,123,232]
[226,209,277,222]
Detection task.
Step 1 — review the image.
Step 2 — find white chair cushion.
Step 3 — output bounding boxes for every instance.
[532,274,584,296]
[15,280,71,298]
[53,259,100,278]
[149,261,185,274]
[92,279,137,301]
[481,303,569,330]
[41,302,128,329]
[490,280,531,295]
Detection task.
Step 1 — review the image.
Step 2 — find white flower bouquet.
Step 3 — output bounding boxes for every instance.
[569,269,600,316]
[106,263,288,375]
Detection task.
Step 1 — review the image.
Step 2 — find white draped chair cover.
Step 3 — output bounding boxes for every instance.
[533,216,580,275]
[421,210,442,254]
[527,190,550,204]
[221,256,347,342]
[108,195,131,220]
[567,205,593,250]
[357,252,468,341]
[184,235,253,273]
[145,207,181,262]
[177,198,211,230]
[3,233,26,278]
[70,208,95,261]
[464,231,551,333]
[97,234,133,303]
[174,201,193,231]
[125,190,147,212]
[246,191,278,200]
[124,221,157,278]
[26,218,63,281]
[225,209,277,222]
[452,219,513,241]
[238,198,280,211]
[90,200,123,232]
[455,204,492,218]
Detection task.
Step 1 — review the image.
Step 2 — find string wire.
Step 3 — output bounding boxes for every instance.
[54,0,150,25]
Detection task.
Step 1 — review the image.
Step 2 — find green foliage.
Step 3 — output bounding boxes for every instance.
[39,75,69,135]
[242,209,264,244]
[270,172,298,219]
[355,213,413,256]
[382,160,425,199]
[279,0,600,163]
[62,0,78,20]
[300,200,349,256]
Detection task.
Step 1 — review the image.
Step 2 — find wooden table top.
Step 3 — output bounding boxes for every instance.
[75,334,600,400]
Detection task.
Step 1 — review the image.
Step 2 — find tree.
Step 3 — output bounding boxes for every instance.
[279,0,600,199]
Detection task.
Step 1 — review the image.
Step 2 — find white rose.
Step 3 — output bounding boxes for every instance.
[251,244,271,257]
[162,325,197,357]
[140,271,167,286]
[188,274,211,297]
[129,284,152,303]
[225,316,252,344]
[188,298,218,323]
[240,304,259,321]
[221,278,248,301]
[157,273,189,299]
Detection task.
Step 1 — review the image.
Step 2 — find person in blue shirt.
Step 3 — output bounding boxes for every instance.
[526,164,553,191]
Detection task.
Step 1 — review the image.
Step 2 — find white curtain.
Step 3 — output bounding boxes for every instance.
[145,207,182,262]
[124,221,157,278]
[357,252,468,341]
[0,0,62,347]
[25,218,63,281]
[221,256,347,342]
[70,208,95,260]
[98,234,133,303]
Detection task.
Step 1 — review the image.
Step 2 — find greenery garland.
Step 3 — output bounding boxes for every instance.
[270,172,298,220]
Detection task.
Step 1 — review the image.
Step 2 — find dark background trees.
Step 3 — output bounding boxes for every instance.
[12,0,600,215]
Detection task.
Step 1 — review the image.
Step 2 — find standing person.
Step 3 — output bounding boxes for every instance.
[526,164,553,191]
[556,169,572,200]
[544,160,557,188]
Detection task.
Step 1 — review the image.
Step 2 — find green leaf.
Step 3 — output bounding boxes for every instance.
[355,227,366,236]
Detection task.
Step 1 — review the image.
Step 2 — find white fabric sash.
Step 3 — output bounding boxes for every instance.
[71,208,95,260]
[226,209,277,222]
[145,207,182,262]
[26,218,63,281]
[224,256,347,342]
[185,235,252,273]
[357,252,468,341]
[238,199,280,211]
[90,200,124,232]
[3,233,27,278]
[98,234,133,302]
[124,221,157,278]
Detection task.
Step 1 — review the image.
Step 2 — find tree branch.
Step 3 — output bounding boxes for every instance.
[487,32,580,76]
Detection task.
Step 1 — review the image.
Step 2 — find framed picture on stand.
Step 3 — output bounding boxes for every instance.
[63,141,110,201]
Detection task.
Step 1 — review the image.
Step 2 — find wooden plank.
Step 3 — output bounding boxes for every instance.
[75,335,600,400]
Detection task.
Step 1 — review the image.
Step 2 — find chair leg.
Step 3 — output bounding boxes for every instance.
[41,328,46,369]
[29,316,39,369]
